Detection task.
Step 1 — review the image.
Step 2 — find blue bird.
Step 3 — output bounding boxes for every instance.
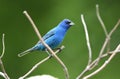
[18,19,74,57]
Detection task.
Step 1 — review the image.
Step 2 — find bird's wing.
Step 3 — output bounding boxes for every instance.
[35,27,57,45]
[42,29,55,40]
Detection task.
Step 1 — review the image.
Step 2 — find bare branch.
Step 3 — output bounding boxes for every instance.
[85,19,120,70]
[96,4,108,36]
[96,4,109,57]
[92,5,120,68]
[23,11,69,79]
[96,3,110,55]
[98,19,120,59]
[83,44,120,79]
[0,59,10,79]
[77,4,120,79]
[0,33,5,58]
[19,46,65,79]
[76,14,93,79]
[109,19,120,37]
[0,34,10,79]
[81,14,92,65]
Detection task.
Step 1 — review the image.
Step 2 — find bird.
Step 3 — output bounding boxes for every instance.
[18,19,74,57]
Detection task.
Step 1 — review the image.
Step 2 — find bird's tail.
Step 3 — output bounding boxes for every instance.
[18,48,34,57]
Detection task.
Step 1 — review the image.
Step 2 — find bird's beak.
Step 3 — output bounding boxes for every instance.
[70,22,75,26]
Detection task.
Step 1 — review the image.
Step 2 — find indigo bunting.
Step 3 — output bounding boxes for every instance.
[18,19,74,57]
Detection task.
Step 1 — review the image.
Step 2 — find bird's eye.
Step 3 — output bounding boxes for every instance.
[65,21,71,24]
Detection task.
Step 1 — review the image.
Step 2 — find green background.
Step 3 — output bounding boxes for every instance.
[0,0,120,79]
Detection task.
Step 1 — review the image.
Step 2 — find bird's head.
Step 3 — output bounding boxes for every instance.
[59,19,74,29]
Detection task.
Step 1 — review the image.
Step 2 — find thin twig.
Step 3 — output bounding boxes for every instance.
[0,34,5,58]
[83,44,120,79]
[81,14,92,65]
[109,19,120,37]
[98,38,109,58]
[96,4,110,55]
[23,11,69,79]
[0,34,10,79]
[19,46,65,79]
[76,14,92,79]
[96,4,108,36]
[96,3,109,57]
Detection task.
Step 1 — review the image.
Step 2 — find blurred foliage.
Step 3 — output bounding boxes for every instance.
[0,0,120,79]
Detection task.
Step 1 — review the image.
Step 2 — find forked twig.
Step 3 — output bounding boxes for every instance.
[83,44,120,79]
[97,4,120,58]
[96,18,120,66]
[77,4,120,79]
[22,11,69,79]
[89,4,120,69]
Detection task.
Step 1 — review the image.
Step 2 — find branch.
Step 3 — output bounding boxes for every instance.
[0,34,10,79]
[77,4,120,79]
[86,19,120,71]
[0,34,5,58]
[99,20,120,56]
[19,45,65,79]
[97,4,120,58]
[96,4,108,36]
[81,14,92,65]
[90,4,120,68]
[93,19,120,67]
[83,44,120,79]
[23,11,69,79]
[109,19,120,37]
[96,4,109,57]
[76,14,92,79]
[96,4,110,58]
